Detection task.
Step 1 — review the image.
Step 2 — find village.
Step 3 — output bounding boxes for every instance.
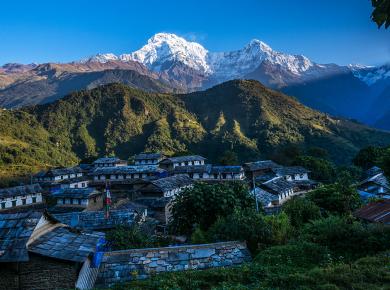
[0,152,389,289]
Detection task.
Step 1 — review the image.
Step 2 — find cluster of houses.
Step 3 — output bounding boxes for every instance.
[0,153,316,222]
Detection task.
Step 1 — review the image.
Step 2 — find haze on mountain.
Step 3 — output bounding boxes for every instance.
[1,33,390,130]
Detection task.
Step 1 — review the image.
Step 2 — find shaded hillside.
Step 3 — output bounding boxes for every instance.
[25,80,390,165]
[0,67,174,108]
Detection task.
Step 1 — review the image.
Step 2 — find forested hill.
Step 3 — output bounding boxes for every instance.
[1,79,390,182]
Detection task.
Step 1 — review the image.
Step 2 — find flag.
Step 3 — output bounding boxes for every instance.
[104,182,111,219]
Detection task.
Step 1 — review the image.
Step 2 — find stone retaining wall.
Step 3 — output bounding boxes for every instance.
[95,241,251,287]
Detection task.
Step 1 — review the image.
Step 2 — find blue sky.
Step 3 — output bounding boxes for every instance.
[0,0,389,66]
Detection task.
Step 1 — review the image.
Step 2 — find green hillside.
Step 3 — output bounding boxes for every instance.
[2,79,390,183]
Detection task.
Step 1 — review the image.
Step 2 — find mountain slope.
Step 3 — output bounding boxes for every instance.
[0,65,174,108]
[22,80,390,166]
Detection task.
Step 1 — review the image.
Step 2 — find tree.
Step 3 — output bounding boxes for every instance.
[283,197,321,228]
[207,208,271,253]
[218,150,239,165]
[170,182,254,235]
[380,147,390,178]
[308,182,361,216]
[263,212,292,245]
[353,146,385,169]
[105,225,153,250]
[294,156,336,183]
[371,0,390,28]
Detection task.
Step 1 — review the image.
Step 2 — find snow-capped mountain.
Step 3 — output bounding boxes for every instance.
[350,64,390,85]
[82,32,347,88]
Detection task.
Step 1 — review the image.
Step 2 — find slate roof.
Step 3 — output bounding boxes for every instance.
[173,164,212,174]
[252,187,278,207]
[0,211,41,262]
[365,166,384,178]
[93,157,124,164]
[273,166,309,176]
[261,177,294,194]
[0,184,42,199]
[160,155,206,164]
[211,166,244,174]
[243,160,281,171]
[359,173,389,190]
[149,175,194,192]
[116,200,148,213]
[53,210,136,231]
[54,188,100,199]
[354,200,390,224]
[90,165,165,175]
[56,176,89,185]
[28,226,103,263]
[34,166,83,178]
[134,152,163,160]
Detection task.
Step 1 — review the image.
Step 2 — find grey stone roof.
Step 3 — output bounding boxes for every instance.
[160,155,206,164]
[359,173,389,190]
[28,226,103,263]
[173,165,212,174]
[90,165,165,175]
[34,166,83,178]
[0,184,42,199]
[0,211,41,262]
[151,197,173,208]
[116,201,148,212]
[253,187,278,207]
[53,210,136,231]
[365,166,384,178]
[93,157,124,164]
[273,166,309,176]
[261,177,294,194]
[134,152,163,160]
[56,176,89,185]
[150,175,194,192]
[211,166,244,174]
[54,188,100,199]
[243,160,281,171]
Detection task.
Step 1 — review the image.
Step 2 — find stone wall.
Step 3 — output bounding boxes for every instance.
[0,254,80,290]
[95,241,251,287]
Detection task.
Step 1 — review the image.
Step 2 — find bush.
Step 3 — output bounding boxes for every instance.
[283,197,321,228]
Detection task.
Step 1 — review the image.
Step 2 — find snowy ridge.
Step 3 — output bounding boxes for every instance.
[81,32,384,85]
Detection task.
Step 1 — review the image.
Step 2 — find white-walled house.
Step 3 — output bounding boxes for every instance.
[90,165,166,183]
[54,188,101,210]
[33,166,84,183]
[93,157,128,168]
[134,153,164,165]
[259,177,295,206]
[159,155,206,170]
[173,165,245,181]
[0,184,43,211]
[273,166,310,182]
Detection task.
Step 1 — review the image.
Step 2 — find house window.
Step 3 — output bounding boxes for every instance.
[78,199,81,205]
[22,199,26,205]
[12,200,16,207]
[0,203,5,209]
[75,184,78,188]
[32,197,36,203]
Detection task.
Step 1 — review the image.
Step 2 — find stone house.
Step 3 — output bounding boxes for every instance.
[0,184,43,211]
[134,152,165,165]
[243,160,281,181]
[90,165,167,184]
[354,199,390,225]
[52,188,102,212]
[358,167,389,199]
[273,166,310,182]
[159,155,206,171]
[173,165,245,181]
[33,166,84,183]
[0,211,103,290]
[93,157,128,168]
[53,210,137,231]
[259,177,295,206]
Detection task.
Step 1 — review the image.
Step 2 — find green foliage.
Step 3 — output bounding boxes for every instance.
[106,225,155,250]
[294,155,336,183]
[190,227,208,244]
[207,208,270,253]
[353,145,386,169]
[169,182,254,235]
[301,216,390,261]
[283,197,321,228]
[371,0,390,28]
[263,212,292,245]
[218,150,239,165]
[308,183,362,215]
[381,147,390,178]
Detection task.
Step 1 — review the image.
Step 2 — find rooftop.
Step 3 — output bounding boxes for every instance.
[0,183,42,199]
[261,177,294,194]
[54,188,100,199]
[53,210,136,231]
[93,157,125,164]
[149,175,194,192]
[90,165,165,175]
[273,166,310,176]
[160,155,206,164]
[34,166,83,178]
[134,152,163,160]
[359,173,389,190]
[243,160,281,172]
[354,200,390,224]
